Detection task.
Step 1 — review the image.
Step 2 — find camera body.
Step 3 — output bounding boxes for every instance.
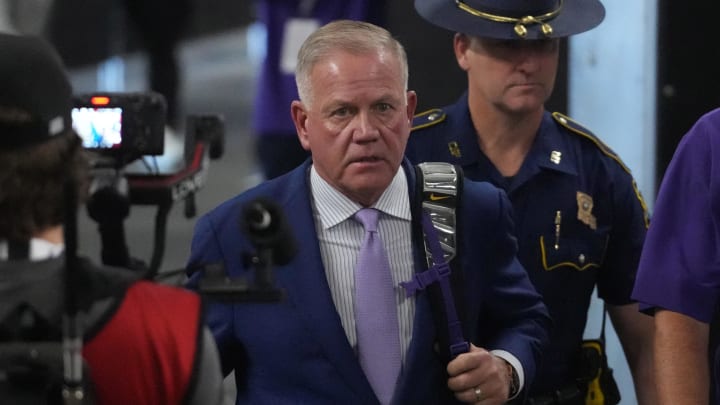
[72,92,166,162]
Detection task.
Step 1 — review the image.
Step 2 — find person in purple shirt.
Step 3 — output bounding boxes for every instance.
[632,107,720,405]
[251,0,384,179]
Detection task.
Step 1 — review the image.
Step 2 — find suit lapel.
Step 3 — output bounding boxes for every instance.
[273,164,377,402]
[394,292,441,403]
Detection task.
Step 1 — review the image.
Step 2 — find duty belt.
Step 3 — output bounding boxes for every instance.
[527,384,583,405]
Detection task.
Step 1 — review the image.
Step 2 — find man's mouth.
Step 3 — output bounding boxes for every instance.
[353,156,380,163]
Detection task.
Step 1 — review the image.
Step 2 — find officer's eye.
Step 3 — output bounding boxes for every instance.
[534,39,559,52]
[516,39,558,52]
[483,38,558,53]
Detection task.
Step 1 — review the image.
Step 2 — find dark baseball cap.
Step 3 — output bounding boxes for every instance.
[414,0,605,40]
[0,33,73,148]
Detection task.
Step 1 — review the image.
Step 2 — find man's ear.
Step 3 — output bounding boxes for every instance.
[406,90,418,122]
[290,100,311,151]
[454,33,471,72]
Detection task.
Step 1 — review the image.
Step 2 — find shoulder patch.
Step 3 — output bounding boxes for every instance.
[552,112,650,228]
[412,108,446,131]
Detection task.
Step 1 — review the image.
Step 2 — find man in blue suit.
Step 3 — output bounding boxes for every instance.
[187,20,549,405]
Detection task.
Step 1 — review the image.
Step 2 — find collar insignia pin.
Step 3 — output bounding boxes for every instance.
[550,150,562,164]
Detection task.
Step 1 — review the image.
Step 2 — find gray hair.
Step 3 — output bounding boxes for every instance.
[295,20,409,106]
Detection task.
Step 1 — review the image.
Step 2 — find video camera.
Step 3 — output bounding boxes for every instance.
[0,90,290,404]
[72,92,166,165]
[71,91,225,279]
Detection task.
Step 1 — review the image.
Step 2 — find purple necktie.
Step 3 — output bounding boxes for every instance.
[354,208,401,405]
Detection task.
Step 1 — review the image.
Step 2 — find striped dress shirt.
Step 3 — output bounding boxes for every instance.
[309,165,416,365]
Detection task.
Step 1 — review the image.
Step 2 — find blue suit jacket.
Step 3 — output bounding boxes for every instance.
[187,159,549,404]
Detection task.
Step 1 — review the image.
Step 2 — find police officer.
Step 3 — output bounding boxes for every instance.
[0,33,223,404]
[405,1,656,404]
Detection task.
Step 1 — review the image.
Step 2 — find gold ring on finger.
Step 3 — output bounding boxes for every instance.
[473,386,482,402]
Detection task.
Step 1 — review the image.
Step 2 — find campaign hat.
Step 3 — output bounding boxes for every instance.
[414,0,605,40]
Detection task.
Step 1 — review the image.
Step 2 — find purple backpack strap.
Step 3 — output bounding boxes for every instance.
[400,210,469,357]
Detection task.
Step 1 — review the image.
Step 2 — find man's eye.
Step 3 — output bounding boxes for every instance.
[333,107,350,117]
[376,103,392,112]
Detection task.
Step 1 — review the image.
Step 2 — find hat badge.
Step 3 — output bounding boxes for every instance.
[455,0,563,38]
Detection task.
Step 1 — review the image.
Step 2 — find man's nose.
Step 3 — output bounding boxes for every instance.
[353,112,380,141]
[516,50,541,73]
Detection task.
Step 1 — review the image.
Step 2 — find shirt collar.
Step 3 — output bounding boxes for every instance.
[529,112,578,176]
[452,100,578,177]
[310,165,412,230]
[0,255,66,323]
[0,238,65,261]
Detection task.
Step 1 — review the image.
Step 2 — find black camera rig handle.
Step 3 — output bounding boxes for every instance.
[87,114,225,280]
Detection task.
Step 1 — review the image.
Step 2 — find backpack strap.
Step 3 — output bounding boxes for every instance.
[402,162,469,359]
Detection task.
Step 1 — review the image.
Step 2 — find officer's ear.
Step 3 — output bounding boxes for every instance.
[453,33,472,71]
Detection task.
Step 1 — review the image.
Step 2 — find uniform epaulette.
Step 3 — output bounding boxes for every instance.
[552,112,650,228]
[552,112,629,173]
[412,108,446,131]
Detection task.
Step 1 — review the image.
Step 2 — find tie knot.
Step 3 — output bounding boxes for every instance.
[354,208,379,233]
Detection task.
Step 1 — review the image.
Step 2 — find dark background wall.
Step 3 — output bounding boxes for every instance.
[383,0,465,111]
[655,1,720,191]
[45,0,253,68]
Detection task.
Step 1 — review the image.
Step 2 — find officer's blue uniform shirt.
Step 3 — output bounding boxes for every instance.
[406,92,649,394]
